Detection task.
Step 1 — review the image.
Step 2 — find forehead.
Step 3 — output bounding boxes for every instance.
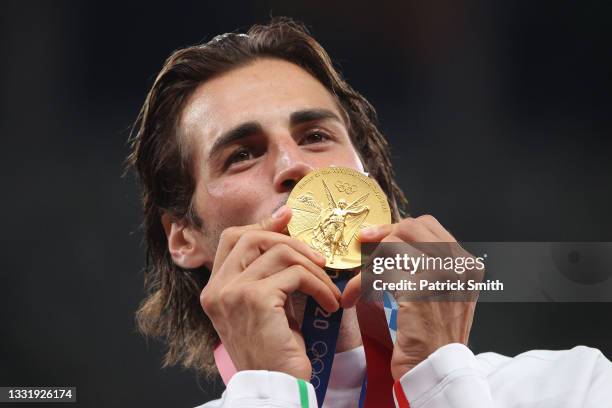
[179,58,345,156]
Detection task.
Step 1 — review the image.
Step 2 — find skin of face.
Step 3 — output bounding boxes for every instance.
[163,58,366,352]
[178,57,365,268]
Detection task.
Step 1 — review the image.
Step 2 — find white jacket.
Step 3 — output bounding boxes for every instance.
[196,343,612,407]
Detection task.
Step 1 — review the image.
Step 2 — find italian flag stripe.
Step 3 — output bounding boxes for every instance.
[393,379,411,408]
[297,379,309,408]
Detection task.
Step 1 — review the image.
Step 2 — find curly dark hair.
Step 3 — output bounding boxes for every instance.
[126,16,408,378]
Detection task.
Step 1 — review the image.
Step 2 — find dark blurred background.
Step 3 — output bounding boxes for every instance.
[1,0,611,406]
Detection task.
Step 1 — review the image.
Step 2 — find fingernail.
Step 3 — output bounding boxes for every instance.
[272,205,287,219]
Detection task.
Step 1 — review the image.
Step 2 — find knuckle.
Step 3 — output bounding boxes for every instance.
[241,229,260,245]
[399,217,417,229]
[272,242,291,254]
[288,264,306,274]
[218,286,239,307]
[286,264,307,279]
[396,218,417,236]
[219,226,240,243]
[276,243,296,261]
[418,214,438,224]
[266,243,294,266]
[200,286,217,314]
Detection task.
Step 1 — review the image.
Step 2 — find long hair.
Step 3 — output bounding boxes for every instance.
[126,17,408,378]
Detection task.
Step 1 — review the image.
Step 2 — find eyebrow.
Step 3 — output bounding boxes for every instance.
[289,108,342,126]
[207,108,343,161]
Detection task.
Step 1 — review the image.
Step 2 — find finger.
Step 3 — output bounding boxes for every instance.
[226,230,325,272]
[212,206,294,272]
[242,243,341,299]
[213,230,326,280]
[341,272,361,309]
[347,234,422,308]
[410,217,474,265]
[394,217,462,259]
[359,223,394,242]
[391,217,439,243]
[257,205,292,233]
[415,214,456,242]
[267,266,340,313]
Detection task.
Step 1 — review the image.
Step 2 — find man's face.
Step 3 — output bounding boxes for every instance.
[179,58,364,267]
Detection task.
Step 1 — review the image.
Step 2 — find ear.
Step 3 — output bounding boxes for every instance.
[161,212,208,269]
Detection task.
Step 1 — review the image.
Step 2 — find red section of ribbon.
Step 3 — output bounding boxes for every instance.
[393,380,411,408]
[356,301,396,408]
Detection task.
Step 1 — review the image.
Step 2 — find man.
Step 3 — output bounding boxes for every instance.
[127,18,611,407]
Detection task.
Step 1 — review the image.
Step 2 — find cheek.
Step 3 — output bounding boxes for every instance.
[342,142,366,172]
[343,149,365,172]
[200,177,270,227]
[311,145,365,173]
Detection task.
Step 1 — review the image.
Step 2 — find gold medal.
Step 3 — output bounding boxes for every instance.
[287,167,392,269]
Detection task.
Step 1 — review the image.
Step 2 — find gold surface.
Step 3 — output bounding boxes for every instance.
[287,167,392,269]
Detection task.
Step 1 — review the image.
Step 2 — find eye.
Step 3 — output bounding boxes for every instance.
[226,147,254,165]
[301,130,331,145]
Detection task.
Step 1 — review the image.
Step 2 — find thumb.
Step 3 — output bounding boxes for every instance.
[257,205,292,233]
[341,272,362,309]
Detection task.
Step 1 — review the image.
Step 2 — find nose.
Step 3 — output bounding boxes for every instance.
[272,140,314,193]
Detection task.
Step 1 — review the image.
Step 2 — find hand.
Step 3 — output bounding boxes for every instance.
[342,215,481,380]
[200,206,341,381]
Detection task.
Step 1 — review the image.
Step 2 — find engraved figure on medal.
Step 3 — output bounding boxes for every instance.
[291,179,370,265]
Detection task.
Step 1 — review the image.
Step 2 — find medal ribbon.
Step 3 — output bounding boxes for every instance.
[356,296,396,408]
[300,269,350,407]
[301,268,399,408]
